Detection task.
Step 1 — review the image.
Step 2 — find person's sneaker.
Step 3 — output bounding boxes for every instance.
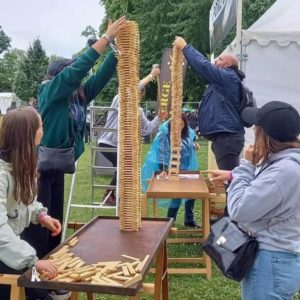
[184,221,201,229]
[48,290,71,300]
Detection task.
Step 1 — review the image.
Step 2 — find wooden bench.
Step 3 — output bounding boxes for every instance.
[0,274,25,300]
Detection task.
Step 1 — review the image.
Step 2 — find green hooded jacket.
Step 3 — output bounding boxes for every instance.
[38,48,116,160]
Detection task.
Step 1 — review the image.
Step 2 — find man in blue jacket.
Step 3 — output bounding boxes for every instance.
[174,37,245,172]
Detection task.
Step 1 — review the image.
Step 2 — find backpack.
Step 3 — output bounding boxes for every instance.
[238,83,257,128]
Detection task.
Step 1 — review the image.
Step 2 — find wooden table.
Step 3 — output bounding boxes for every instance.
[145,171,211,278]
[18,216,172,300]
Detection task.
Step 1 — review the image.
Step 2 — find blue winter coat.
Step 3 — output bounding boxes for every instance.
[141,121,198,197]
[183,45,244,135]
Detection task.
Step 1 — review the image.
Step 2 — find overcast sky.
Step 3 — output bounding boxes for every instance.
[0,0,106,57]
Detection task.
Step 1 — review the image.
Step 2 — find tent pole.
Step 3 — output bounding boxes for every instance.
[236,0,243,68]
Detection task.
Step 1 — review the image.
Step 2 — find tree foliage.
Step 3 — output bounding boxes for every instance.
[0,48,25,92]
[13,39,48,102]
[0,26,11,54]
[97,0,212,105]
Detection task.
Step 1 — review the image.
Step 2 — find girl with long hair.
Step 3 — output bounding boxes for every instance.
[0,107,61,300]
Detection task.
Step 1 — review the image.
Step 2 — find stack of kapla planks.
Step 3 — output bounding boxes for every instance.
[116,20,142,231]
[168,44,184,180]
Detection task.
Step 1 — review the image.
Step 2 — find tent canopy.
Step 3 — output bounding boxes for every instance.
[243,0,300,46]
[226,0,300,143]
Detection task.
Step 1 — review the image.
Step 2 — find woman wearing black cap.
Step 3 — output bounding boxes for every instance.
[204,101,300,299]
[21,17,126,263]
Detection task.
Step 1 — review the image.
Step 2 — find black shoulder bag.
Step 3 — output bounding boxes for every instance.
[203,216,258,282]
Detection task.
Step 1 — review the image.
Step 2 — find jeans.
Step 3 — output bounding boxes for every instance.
[167,199,195,223]
[21,171,64,258]
[242,250,300,300]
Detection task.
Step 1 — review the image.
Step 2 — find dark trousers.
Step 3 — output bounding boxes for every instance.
[167,199,195,223]
[210,133,244,216]
[84,122,90,143]
[0,261,50,300]
[21,171,65,258]
[99,143,117,187]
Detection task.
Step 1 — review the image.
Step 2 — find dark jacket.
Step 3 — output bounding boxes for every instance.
[183,45,244,136]
[38,48,116,160]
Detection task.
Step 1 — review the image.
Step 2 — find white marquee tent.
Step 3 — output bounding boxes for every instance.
[227,0,300,143]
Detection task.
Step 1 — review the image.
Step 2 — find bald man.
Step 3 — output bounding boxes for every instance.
[174,37,245,175]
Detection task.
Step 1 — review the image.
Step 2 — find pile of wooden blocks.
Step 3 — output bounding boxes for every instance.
[42,237,149,288]
[117,20,142,231]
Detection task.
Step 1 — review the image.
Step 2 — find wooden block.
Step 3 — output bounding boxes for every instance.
[72,260,85,269]
[67,257,82,269]
[100,276,124,287]
[135,255,149,273]
[122,265,130,276]
[130,261,140,267]
[126,263,136,275]
[123,274,143,288]
[73,266,96,274]
[80,270,97,279]
[49,246,70,259]
[94,261,121,267]
[106,271,123,278]
[68,236,79,247]
[121,254,140,261]
[110,275,132,281]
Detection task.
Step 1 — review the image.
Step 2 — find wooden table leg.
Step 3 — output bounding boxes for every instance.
[154,241,168,300]
[161,241,168,300]
[87,292,93,300]
[10,285,25,300]
[203,197,212,279]
[0,274,25,300]
[70,291,78,300]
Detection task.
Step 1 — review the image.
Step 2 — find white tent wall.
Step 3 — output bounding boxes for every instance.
[0,93,20,114]
[227,0,300,144]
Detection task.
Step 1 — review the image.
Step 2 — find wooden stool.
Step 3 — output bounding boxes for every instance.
[205,179,226,220]
[0,274,25,300]
[145,172,212,277]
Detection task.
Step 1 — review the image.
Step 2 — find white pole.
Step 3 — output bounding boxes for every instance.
[236,0,243,68]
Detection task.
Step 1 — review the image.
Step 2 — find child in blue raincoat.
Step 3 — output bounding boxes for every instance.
[142,113,200,227]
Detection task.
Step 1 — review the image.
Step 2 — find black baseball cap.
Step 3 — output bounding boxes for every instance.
[242,101,300,142]
[47,58,76,77]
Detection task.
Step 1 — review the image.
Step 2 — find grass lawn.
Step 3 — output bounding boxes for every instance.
[63,138,241,300]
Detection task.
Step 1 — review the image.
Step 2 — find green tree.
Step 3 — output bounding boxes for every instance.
[81,25,97,39]
[98,0,212,105]
[97,0,276,105]
[0,48,25,92]
[0,26,11,54]
[13,39,48,102]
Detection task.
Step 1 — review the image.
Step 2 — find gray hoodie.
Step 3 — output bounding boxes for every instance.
[0,159,47,270]
[228,148,300,253]
[98,94,160,147]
